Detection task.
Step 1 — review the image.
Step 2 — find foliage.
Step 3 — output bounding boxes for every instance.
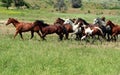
[0,0,30,9]
[71,0,82,8]
[14,0,30,8]
[1,0,12,9]
[54,0,67,11]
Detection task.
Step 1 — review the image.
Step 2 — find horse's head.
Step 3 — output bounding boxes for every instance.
[6,18,18,26]
[93,17,106,26]
[71,18,76,23]
[93,18,99,25]
[106,20,115,29]
[54,18,64,25]
[75,18,88,25]
[106,20,112,26]
[63,19,73,24]
[74,18,85,27]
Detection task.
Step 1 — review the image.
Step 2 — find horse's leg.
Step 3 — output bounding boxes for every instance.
[75,33,79,40]
[107,33,110,41]
[14,30,19,39]
[63,27,68,40]
[41,33,46,40]
[56,32,63,41]
[65,33,69,40]
[30,31,34,39]
[70,33,75,40]
[91,36,95,44]
[36,31,42,38]
[59,33,63,40]
[111,33,117,41]
[19,32,23,39]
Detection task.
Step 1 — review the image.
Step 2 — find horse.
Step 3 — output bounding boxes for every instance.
[33,20,65,40]
[93,17,111,41]
[106,20,120,41]
[54,18,73,39]
[6,18,42,39]
[63,18,83,39]
[75,18,105,43]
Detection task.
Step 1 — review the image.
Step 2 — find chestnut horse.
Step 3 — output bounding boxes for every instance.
[6,18,42,39]
[54,18,73,39]
[33,20,65,40]
[106,20,120,41]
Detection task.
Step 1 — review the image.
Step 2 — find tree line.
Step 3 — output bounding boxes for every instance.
[0,0,82,10]
[0,0,30,9]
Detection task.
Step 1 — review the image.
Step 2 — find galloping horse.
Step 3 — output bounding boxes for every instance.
[63,19,82,39]
[106,20,120,41]
[93,17,111,40]
[54,18,73,39]
[75,18,105,43]
[33,20,65,40]
[6,18,42,39]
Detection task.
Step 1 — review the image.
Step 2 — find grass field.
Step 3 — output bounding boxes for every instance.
[0,6,120,75]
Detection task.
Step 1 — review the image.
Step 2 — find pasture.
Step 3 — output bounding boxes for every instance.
[0,7,120,75]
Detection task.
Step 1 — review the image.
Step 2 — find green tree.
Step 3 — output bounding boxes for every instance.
[71,0,82,8]
[1,0,13,9]
[14,0,29,9]
[54,0,67,11]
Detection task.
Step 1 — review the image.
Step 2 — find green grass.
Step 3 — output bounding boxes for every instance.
[0,34,120,75]
[1,7,120,75]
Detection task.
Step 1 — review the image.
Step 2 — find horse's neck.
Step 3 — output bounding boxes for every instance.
[12,20,20,27]
[68,20,74,26]
[61,20,64,24]
[98,20,105,26]
[101,21,106,26]
[40,24,49,33]
[83,20,89,25]
[110,22,115,28]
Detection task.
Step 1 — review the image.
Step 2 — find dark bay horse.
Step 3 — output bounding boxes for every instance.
[33,20,65,40]
[6,18,42,39]
[54,18,73,39]
[106,20,120,41]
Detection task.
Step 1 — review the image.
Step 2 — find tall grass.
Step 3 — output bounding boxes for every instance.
[0,34,120,75]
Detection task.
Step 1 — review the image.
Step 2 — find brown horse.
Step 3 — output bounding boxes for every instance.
[6,18,42,39]
[54,18,73,39]
[33,20,65,40]
[106,20,120,41]
[75,18,105,43]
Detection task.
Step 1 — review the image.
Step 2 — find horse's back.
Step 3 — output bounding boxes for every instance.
[112,25,120,33]
[64,24,73,32]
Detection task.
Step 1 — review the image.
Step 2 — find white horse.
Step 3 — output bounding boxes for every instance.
[93,17,106,26]
[63,19,82,39]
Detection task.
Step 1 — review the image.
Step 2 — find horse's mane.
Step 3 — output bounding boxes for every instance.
[11,18,19,23]
[57,18,65,23]
[78,18,89,25]
[107,20,115,26]
[34,20,49,27]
